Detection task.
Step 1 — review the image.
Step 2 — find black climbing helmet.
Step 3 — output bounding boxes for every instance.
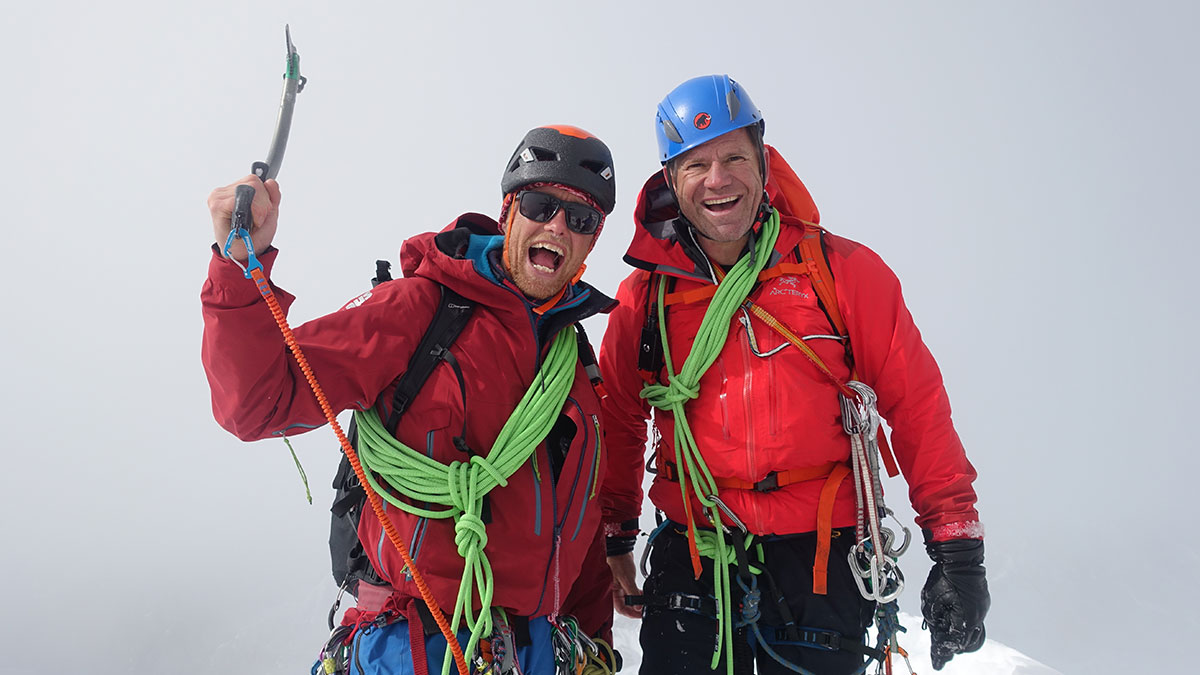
[501,125,616,214]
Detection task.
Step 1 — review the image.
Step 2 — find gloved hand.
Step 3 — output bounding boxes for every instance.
[921,535,990,670]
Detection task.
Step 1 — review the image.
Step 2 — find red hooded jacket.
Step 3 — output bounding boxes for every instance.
[201,213,616,634]
[598,147,981,542]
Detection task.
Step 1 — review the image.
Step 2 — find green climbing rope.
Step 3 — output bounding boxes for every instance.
[639,210,781,674]
[353,327,578,675]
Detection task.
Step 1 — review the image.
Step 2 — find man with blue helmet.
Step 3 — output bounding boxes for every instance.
[598,75,990,673]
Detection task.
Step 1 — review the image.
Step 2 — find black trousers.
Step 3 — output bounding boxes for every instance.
[638,524,875,675]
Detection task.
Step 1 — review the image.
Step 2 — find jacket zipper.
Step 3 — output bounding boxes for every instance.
[738,326,763,532]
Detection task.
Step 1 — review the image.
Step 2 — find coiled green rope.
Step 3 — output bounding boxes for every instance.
[353,327,578,675]
[639,210,780,673]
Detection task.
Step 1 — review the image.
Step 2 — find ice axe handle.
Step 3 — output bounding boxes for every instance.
[232,184,255,233]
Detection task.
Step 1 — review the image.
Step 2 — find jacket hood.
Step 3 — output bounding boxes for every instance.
[625,145,820,277]
[399,212,499,293]
[398,212,615,334]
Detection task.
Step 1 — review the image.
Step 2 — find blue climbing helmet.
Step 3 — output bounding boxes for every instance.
[655,74,765,166]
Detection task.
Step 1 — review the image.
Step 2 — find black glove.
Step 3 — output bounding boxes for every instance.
[921,535,990,671]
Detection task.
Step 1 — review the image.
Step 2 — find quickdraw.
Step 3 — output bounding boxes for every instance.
[549,616,616,675]
[840,381,910,605]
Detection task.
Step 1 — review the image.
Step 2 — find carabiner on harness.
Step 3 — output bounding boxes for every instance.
[848,536,905,604]
[839,381,912,604]
[476,609,519,674]
[550,615,599,675]
[711,495,749,534]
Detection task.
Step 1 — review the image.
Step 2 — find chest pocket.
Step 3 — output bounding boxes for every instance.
[544,413,577,483]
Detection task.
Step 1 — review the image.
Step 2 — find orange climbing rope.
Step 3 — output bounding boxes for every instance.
[247,266,470,675]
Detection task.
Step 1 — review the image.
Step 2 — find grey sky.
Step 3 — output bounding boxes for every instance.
[2,2,1195,673]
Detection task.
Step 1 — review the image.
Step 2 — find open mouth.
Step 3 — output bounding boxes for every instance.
[704,195,740,213]
[528,242,565,274]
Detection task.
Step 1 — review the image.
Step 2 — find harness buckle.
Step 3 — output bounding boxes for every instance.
[772,626,842,652]
[753,472,779,492]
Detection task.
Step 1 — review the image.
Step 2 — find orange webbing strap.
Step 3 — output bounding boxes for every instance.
[247,267,470,675]
[660,460,840,491]
[680,476,705,580]
[796,226,900,477]
[797,224,846,336]
[813,463,852,595]
[662,263,812,307]
[658,449,711,580]
[707,262,844,396]
[743,299,857,400]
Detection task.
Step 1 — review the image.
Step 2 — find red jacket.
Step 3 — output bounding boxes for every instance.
[598,148,981,542]
[201,213,616,633]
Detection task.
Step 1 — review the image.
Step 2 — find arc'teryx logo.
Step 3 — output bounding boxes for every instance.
[693,112,711,130]
[769,276,812,300]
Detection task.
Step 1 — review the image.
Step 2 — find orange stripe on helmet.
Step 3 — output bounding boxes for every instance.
[542,124,596,140]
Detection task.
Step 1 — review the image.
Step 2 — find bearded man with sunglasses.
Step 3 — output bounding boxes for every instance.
[598,75,989,674]
[202,125,622,675]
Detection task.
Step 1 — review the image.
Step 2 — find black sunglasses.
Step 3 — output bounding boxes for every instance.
[517,191,603,235]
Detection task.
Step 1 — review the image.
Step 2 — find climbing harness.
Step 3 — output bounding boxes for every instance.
[220,27,470,675]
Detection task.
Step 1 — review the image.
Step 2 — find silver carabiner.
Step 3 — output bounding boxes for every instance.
[881,510,912,558]
[847,536,905,604]
[711,495,749,534]
[840,380,881,436]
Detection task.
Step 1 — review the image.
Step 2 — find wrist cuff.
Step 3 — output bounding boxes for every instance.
[926,520,985,543]
[604,518,640,538]
[606,535,636,557]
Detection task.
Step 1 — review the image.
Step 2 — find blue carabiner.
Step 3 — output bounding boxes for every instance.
[222,184,264,278]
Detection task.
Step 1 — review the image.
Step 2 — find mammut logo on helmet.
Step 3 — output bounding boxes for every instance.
[694,112,711,130]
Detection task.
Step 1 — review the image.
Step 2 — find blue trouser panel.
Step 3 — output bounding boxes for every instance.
[639,525,876,675]
[314,616,558,675]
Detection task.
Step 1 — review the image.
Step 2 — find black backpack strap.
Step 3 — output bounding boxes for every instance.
[329,281,476,594]
[385,285,476,436]
[638,272,677,384]
[573,322,607,399]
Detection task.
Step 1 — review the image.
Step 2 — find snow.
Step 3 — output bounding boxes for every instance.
[612,612,1062,674]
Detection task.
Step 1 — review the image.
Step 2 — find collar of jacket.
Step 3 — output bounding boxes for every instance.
[400,212,615,337]
[623,145,822,283]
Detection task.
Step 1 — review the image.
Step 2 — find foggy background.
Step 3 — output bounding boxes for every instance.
[2,1,1196,673]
